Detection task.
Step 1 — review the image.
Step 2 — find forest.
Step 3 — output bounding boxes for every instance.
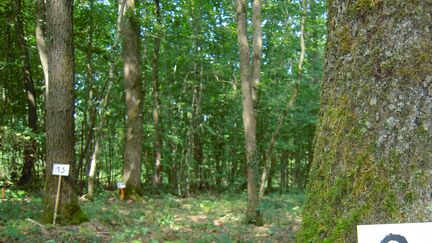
[1,0,431,242]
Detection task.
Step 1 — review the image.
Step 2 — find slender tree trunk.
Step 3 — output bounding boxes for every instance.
[35,0,49,91]
[34,0,48,183]
[84,0,96,198]
[230,145,238,186]
[14,0,38,186]
[294,148,302,190]
[251,0,262,104]
[192,81,204,190]
[152,0,163,187]
[235,0,262,226]
[280,150,288,193]
[189,0,204,191]
[303,144,313,189]
[299,1,432,241]
[258,84,299,197]
[184,83,202,195]
[77,0,96,190]
[87,0,126,200]
[259,0,307,197]
[41,0,88,225]
[121,0,143,199]
[266,155,276,193]
[214,140,223,186]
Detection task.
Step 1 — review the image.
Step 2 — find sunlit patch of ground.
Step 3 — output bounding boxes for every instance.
[0,189,304,242]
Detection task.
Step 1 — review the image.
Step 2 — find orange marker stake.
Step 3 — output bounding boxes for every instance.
[117,181,126,201]
[120,188,125,200]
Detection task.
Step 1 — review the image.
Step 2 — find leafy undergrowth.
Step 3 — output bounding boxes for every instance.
[0,188,304,242]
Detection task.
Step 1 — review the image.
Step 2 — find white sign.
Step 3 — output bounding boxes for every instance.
[52,164,70,176]
[117,181,126,189]
[357,222,432,243]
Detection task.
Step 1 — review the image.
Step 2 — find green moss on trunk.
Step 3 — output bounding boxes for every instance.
[125,185,144,200]
[41,202,88,225]
[298,0,432,241]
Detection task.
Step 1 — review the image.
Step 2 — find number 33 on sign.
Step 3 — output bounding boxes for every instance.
[52,164,70,176]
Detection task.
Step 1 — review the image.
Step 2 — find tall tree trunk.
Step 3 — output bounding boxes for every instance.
[280,157,286,193]
[258,84,299,196]
[258,0,306,197]
[214,139,224,186]
[251,0,262,104]
[14,0,38,186]
[121,0,143,199]
[35,0,49,91]
[235,0,262,226]
[266,155,276,193]
[152,0,163,187]
[192,81,204,190]
[191,0,205,191]
[41,0,88,225]
[299,1,432,242]
[294,148,303,190]
[87,0,126,200]
[77,0,96,190]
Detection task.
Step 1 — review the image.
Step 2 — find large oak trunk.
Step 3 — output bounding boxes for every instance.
[122,0,143,198]
[41,0,88,225]
[299,1,432,241]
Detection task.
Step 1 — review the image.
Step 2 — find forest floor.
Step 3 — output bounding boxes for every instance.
[0,189,304,242]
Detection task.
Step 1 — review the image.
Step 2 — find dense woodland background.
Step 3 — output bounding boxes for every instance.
[0,0,327,240]
[1,0,431,242]
[0,0,326,195]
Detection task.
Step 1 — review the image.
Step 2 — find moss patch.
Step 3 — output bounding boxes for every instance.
[65,203,89,225]
[124,185,144,200]
[298,0,432,241]
[349,0,379,16]
[41,201,88,225]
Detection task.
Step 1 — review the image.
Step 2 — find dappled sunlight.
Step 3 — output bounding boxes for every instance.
[1,190,303,242]
[187,214,207,223]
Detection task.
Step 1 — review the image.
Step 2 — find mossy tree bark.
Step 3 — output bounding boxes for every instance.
[42,0,88,225]
[121,0,144,199]
[235,0,263,226]
[298,0,432,242]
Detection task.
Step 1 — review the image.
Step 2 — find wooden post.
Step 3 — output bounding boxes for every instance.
[53,175,62,225]
[117,181,126,200]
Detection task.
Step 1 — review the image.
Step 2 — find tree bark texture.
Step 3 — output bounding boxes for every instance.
[152,0,163,187]
[298,1,432,241]
[122,0,143,198]
[14,0,38,186]
[235,0,262,226]
[251,0,262,103]
[36,0,49,91]
[42,0,88,225]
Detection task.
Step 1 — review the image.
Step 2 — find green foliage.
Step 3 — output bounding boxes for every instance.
[1,191,306,242]
[2,0,326,238]
[300,1,432,241]
[1,0,326,198]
